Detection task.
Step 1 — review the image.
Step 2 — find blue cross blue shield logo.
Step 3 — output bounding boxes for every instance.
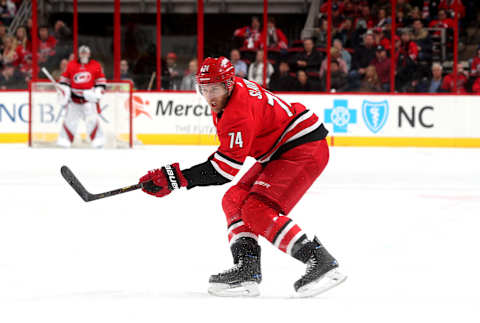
[324,99,357,133]
[362,100,389,134]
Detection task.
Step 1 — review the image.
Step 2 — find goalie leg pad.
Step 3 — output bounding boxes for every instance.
[84,103,104,148]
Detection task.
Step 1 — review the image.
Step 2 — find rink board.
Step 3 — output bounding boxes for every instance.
[1,91,479,147]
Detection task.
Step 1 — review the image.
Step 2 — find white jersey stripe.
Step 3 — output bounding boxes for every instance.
[259,110,315,163]
[285,118,322,145]
[214,153,242,170]
[227,220,245,235]
[230,232,258,244]
[286,230,305,255]
[210,160,235,181]
[273,221,296,248]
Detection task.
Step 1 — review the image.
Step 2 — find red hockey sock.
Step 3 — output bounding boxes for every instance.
[222,185,258,244]
[241,194,307,255]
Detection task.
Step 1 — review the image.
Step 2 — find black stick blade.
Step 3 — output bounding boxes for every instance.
[60,165,92,202]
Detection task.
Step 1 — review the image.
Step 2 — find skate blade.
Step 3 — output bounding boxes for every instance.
[208,282,260,297]
[296,268,347,298]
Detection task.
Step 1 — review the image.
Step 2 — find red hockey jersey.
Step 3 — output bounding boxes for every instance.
[60,59,107,103]
[209,77,327,181]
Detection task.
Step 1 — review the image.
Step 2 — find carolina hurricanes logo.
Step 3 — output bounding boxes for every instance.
[124,95,152,119]
[73,72,92,84]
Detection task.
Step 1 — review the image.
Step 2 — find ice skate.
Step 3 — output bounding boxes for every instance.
[208,237,261,297]
[293,236,347,298]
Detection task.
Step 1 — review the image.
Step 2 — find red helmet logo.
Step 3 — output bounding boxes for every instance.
[197,56,235,92]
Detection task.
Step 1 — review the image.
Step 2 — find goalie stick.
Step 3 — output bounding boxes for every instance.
[61,165,142,202]
[41,67,66,95]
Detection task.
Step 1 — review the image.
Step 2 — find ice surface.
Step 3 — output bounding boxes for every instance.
[1,144,479,323]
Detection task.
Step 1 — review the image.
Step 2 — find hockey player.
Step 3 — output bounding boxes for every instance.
[139,57,346,297]
[57,45,107,148]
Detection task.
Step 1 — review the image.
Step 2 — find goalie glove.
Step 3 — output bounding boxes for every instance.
[139,163,189,198]
[83,89,97,102]
[83,87,104,103]
[56,84,70,106]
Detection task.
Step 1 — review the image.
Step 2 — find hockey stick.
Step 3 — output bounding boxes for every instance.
[147,72,156,90]
[61,165,142,202]
[41,67,66,95]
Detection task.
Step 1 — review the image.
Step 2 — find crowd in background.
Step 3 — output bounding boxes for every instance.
[161,0,480,93]
[1,0,480,93]
[204,0,480,94]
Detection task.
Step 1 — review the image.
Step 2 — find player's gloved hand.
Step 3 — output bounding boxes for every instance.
[139,163,188,198]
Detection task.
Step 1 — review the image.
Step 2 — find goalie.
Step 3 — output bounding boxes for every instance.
[56,45,107,148]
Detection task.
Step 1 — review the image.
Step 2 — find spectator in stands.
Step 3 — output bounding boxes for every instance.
[397,0,413,16]
[322,59,348,92]
[408,6,423,21]
[0,0,15,26]
[120,59,135,85]
[370,45,390,91]
[335,17,355,48]
[396,10,407,28]
[373,27,392,51]
[411,19,432,61]
[415,62,445,93]
[0,24,7,52]
[14,26,31,73]
[354,5,374,31]
[38,25,57,69]
[429,9,454,29]
[319,47,348,79]
[439,0,466,19]
[15,26,29,50]
[293,38,322,73]
[441,63,468,93]
[53,20,72,61]
[342,0,360,18]
[396,30,419,91]
[1,34,18,66]
[470,47,480,78]
[0,63,25,89]
[313,18,328,48]
[333,38,351,70]
[165,52,181,90]
[53,20,72,45]
[230,48,247,78]
[350,32,376,88]
[264,17,288,50]
[180,58,198,91]
[269,61,296,91]
[248,50,274,87]
[411,19,428,42]
[331,3,346,31]
[51,58,68,81]
[371,0,391,15]
[358,65,381,92]
[375,8,391,30]
[472,76,480,93]
[293,69,315,91]
[234,16,262,49]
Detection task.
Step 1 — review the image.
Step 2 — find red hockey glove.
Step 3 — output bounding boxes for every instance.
[139,163,189,197]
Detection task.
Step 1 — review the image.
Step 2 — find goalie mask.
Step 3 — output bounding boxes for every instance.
[196,56,235,113]
[78,45,91,64]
